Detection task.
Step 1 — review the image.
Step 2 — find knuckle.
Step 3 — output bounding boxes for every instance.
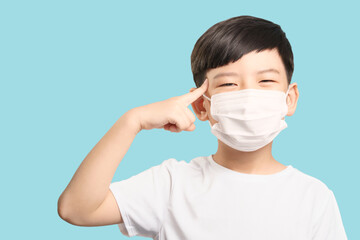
[171,96,181,103]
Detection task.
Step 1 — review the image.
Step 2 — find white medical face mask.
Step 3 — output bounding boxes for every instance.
[202,87,290,152]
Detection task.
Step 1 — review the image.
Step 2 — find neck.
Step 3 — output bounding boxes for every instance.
[212,140,286,175]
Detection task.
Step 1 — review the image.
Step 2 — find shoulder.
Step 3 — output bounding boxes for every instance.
[291,167,329,188]
[289,166,333,200]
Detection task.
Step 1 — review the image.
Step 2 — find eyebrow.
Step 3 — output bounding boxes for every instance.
[257,68,280,74]
[213,68,280,80]
[213,72,239,80]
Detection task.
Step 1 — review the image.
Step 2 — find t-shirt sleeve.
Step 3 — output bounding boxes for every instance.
[312,190,348,240]
[109,158,176,238]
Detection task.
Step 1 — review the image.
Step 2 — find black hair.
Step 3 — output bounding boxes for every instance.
[191,15,294,87]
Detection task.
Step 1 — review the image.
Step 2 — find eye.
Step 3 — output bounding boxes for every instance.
[260,80,275,83]
[219,83,237,87]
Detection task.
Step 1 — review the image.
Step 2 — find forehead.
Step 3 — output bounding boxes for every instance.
[206,48,286,81]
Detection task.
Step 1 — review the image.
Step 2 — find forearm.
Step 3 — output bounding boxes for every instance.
[58,108,141,218]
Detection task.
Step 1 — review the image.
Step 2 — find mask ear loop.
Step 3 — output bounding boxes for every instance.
[203,93,211,101]
[202,93,214,128]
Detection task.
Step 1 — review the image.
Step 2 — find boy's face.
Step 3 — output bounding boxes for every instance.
[190,48,299,125]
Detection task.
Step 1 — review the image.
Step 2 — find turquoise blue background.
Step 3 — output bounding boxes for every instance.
[1,0,358,239]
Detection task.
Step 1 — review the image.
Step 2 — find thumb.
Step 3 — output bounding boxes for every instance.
[185,123,196,131]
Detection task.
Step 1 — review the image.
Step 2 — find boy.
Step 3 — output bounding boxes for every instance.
[58,15,348,239]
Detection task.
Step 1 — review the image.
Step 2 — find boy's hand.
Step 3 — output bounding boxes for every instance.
[135,79,209,133]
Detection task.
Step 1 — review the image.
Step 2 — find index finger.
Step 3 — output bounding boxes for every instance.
[181,79,209,105]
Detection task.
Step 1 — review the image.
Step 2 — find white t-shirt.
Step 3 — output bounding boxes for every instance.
[109,155,347,240]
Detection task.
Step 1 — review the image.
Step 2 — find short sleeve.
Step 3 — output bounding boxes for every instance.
[312,190,348,240]
[109,158,176,238]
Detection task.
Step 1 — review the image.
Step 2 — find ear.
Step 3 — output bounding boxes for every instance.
[286,83,299,116]
[189,87,209,121]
